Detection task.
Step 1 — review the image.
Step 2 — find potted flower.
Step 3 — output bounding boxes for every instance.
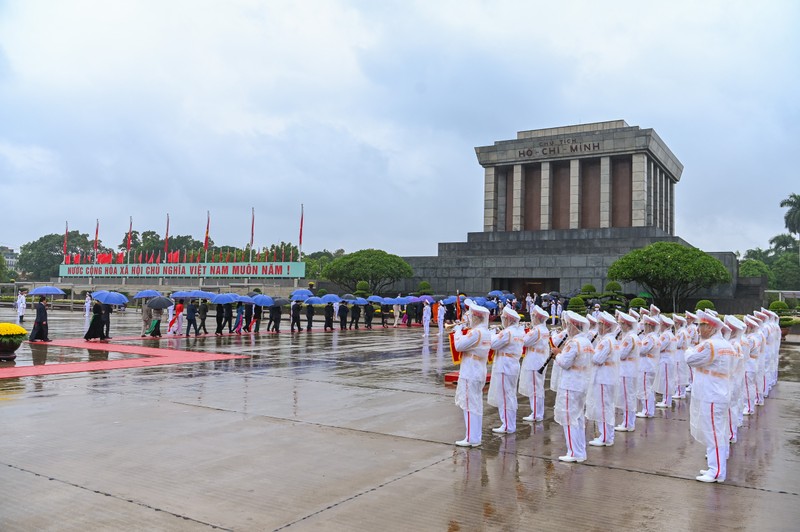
[0,322,28,360]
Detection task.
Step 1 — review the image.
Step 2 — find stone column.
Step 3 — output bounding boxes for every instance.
[512,164,524,231]
[600,156,611,228]
[569,159,580,229]
[540,162,551,230]
[497,170,507,231]
[632,153,647,227]
[669,180,675,234]
[483,166,497,232]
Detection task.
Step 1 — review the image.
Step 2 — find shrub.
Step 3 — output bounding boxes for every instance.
[581,284,597,294]
[779,316,796,328]
[316,288,328,296]
[354,281,371,298]
[417,281,433,295]
[629,297,647,309]
[605,281,622,293]
[567,296,587,316]
[769,300,790,314]
[695,300,715,311]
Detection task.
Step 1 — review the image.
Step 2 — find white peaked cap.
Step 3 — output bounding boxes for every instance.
[531,305,549,321]
[599,311,617,326]
[501,306,520,322]
[724,314,745,331]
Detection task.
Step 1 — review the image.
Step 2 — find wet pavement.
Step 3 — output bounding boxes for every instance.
[1,308,799,531]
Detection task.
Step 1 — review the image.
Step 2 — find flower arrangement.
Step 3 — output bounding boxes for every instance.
[0,322,27,345]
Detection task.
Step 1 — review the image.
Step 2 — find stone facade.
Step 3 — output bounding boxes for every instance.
[388,121,753,313]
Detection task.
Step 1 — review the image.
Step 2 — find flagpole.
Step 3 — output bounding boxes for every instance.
[249,207,255,262]
[298,203,304,262]
[204,210,210,263]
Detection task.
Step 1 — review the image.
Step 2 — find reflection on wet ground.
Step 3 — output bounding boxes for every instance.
[1,308,799,531]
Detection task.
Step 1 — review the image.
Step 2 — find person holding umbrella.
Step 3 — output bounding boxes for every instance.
[185,300,200,336]
[198,299,209,335]
[338,302,349,331]
[141,300,153,337]
[29,296,52,342]
[364,303,374,330]
[324,302,334,331]
[85,298,107,342]
[305,302,315,331]
[291,300,303,333]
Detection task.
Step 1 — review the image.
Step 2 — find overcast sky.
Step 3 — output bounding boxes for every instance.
[1,0,798,259]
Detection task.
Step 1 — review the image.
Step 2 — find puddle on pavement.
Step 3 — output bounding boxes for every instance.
[0,343,148,368]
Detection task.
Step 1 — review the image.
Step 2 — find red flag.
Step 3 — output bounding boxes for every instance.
[94,219,99,254]
[250,207,255,250]
[203,211,210,251]
[65,254,71,264]
[273,248,277,261]
[225,251,230,262]
[219,250,223,262]
[299,204,304,246]
[156,252,161,264]
[147,252,153,264]
[281,245,285,262]
[75,253,81,264]
[117,252,124,264]
[182,250,187,263]
[127,216,133,253]
[138,251,143,263]
[63,221,69,257]
[164,213,170,254]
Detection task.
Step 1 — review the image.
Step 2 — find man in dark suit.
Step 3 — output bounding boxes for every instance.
[291,301,303,332]
[305,303,315,331]
[349,302,361,330]
[364,304,375,329]
[29,296,52,342]
[338,302,349,331]
[102,303,113,339]
[324,302,334,331]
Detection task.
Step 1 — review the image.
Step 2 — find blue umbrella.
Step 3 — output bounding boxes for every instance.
[237,295,256,304]
[291,289,313,298]
[304,296,324,305]
[321,294,342,303]
[354,297,368,305]
[92,290,129,305]
[418,295,435,304]
[211,293,239,304]
[170,291,193,299]
[29,286,66,296]
[253,294,275,307]
[188,290,216,299]
[484,301,498,310]
[442,296,457,305]
[367,295,383,303]
[381,297,397,305]
[488,290,504,297]
[408,296,422,303]
[291,293,310,301]
[474,297,488,305]
[133,289,161,299]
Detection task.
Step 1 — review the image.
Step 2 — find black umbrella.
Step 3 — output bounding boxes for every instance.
[341,293,355,300]
[146,296,174,309]
[272,298,290,306]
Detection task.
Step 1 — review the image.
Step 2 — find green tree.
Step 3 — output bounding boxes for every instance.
[768,233,798,254]
[321,249,413,293]
[0,254,11,282]
[772,253,800,290]
[743,247,772,265]
[607,241,731,312]
[118,230,141,251]
[19,231,94,280]
[780,193,800,266]
[739,258,776,288]
[418,281,433,295]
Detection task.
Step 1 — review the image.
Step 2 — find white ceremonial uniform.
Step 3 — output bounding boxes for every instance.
[586,331,619,445]
[437,302,445,334]
[16,293,26,323]
[754,324,767,405]
[616,329,639,431]
[454,321,492,446]
[673,326,690,398]
[686,331,735,482]
[728,335,746,442]
[654,329,677,407]
[637,330,659,417]
[742,328,761,415]
[520,323,550,421]
[422,304,431,336]
[554,331,592,461]
[392,303,401,327]
[488,322,524,433]
[548,329,569,393]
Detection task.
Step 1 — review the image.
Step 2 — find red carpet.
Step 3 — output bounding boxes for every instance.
[0,338,247,379]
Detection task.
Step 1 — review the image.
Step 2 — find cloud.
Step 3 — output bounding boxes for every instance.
[0,0,798,259]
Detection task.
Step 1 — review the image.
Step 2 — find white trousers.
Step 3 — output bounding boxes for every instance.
[617,376,637,429]
[638,371,656,416]
[463,411,483,444]
[563,418,586,460]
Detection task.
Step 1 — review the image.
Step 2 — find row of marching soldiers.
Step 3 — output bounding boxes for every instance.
[451,299,782,484]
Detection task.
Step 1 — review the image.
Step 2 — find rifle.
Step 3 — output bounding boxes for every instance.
[537,333,568,374]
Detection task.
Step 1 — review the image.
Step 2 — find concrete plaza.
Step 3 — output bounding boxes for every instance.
[1,308,799,531]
